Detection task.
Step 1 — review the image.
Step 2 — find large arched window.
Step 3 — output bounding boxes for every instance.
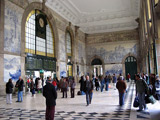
[25,10,55,57]
[25,10,56,75]
[66,31,73,77]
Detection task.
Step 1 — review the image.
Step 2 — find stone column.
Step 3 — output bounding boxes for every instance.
[74,26,79,82]
[0,0,5,95]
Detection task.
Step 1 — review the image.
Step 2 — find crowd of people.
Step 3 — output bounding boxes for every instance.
[5,72,160,119]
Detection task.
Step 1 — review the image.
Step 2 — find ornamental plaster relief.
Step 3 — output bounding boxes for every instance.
[9,0,29,9]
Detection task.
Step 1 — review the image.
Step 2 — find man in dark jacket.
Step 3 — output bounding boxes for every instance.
[136,74,149,111]
[84,75,93,106]
[15,76,24,102]
[6,78,13,104]
[43,79,57,120]
[116,76,127,106]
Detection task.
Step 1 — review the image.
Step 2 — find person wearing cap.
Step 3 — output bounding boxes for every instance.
[135,74,149,112]
[116,76,127,106]
[43,78,57,120]
[155,75,160,100]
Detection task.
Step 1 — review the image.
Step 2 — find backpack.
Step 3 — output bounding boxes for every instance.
[77,91,81,95]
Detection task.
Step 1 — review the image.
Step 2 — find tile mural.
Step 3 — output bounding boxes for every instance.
[87,44,137,64]
[59,62,66,78]
[105,64,122,76]
[4,1,24,54]
[4,54,21,82]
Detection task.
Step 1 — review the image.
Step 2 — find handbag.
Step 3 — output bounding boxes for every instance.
[133,96,139,107]
[148,95,156,104]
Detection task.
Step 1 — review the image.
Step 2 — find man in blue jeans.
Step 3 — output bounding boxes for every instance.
[84,76,93,106]
[15,76,24,102]
[135,74,149,111]
[116,76,127,106]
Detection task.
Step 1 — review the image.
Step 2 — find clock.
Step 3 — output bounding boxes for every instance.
[36,14,46,39]
[39,18,44,28]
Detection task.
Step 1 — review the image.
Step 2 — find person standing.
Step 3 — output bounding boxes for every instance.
[155,75,160,100]
[136,74,149,111]
[15,76,24,102]
[30,78,35,97]
[116,76,127,106]
[61,78,68,98]
[127,73,131,82]
[70,77,76,98]
[6,78,13,104]
[84,75,93,106]
[43,79,57,120]
[79,76,85,93]
[112,74,117,90]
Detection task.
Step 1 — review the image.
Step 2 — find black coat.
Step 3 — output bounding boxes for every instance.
[79,78,84,91]
[6,81,13,94]
[43,82,57,106]
[16,79,24,91]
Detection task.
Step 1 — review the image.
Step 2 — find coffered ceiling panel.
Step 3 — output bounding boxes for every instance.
[46,0,140,34]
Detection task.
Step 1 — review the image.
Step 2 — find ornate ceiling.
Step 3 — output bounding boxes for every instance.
[45,0,140,34]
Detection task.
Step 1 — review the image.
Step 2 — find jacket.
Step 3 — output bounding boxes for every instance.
[84,80,93,92]
[43,82,57,106]
[16,79,24,91]
[136,79,149,94]
[6,81,13,94]
[116,80,127,93]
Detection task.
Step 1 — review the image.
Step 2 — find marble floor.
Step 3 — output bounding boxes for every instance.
[0,81,160,120]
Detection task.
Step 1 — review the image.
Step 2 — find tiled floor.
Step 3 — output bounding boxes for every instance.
[0,81,160,120]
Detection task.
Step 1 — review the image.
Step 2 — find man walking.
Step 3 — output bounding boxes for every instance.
[15,76,24,102]
[43,79,57,120]
[84,75,93,106]
[116,76,127,106]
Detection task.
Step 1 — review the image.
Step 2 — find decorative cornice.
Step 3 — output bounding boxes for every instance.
[45,0,140,34]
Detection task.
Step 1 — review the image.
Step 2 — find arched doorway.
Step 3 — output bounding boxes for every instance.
[125,56,137,80]
[91,58,103,77]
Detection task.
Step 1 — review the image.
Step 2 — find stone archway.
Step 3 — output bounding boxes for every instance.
[122,53,138,79]
[21,2,59,78]
[21,2,59,58]
[89,55,105,78]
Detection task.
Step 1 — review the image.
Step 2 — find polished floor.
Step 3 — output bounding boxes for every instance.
[0,81,160,120]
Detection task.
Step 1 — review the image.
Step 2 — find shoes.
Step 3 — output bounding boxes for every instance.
[16,101,20,102]
[137,109,143,112]
[86,104,89,106]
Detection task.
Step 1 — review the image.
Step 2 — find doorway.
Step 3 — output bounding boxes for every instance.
[125,56,137,80]
[91,58,103,77]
